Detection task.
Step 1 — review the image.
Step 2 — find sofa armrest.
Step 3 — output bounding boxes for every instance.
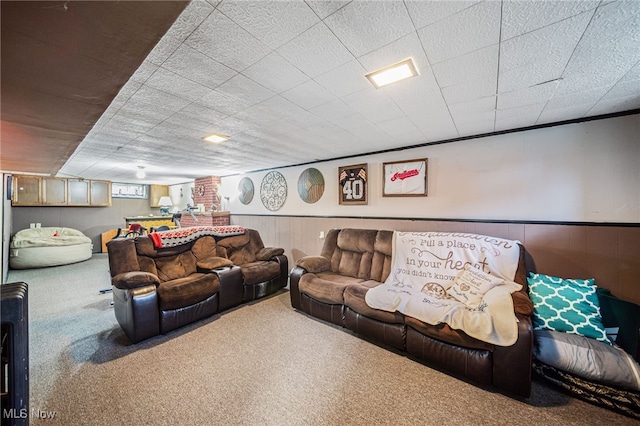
[112,271,161,290]
[196,256,233,271]
[492,313,533,397]
[256,247,285,261]
[512,291,534,316]
[295,255,330,273]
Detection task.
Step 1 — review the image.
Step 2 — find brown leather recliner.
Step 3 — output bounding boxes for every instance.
[215,229,289,301]
[106,235,242,343]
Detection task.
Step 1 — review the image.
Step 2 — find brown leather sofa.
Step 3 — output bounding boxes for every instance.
[107,229,287,343]
[289,228,534,397]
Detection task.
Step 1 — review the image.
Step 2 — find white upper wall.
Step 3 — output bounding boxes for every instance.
[220,114,640,223]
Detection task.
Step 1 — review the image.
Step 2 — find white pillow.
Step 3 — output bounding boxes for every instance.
[447,265,504,308]
[534,329,640,391]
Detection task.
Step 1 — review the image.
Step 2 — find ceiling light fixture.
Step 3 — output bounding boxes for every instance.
[365,58,419,89]
[136,166,146,179]
[203,133,230,143]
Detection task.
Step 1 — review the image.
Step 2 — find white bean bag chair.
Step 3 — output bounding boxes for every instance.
[9,227,93,269]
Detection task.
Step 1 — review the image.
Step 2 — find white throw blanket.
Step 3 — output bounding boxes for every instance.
[365,231,523,346]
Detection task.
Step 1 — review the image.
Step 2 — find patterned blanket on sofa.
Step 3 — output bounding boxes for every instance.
[149,226,245,249]
[365,231,522,346]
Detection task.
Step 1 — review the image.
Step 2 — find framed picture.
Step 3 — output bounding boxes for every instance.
[383,158,428,197]
[339,163,368,205]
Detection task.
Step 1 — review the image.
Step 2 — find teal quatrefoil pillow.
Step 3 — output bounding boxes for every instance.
[527,273,610,344]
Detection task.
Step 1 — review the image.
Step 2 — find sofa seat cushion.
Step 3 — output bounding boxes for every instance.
[405,315,495,352]
[238,260,281,286]
[343,281,405,324]
[298,271,364,304]
[157,273,220,311]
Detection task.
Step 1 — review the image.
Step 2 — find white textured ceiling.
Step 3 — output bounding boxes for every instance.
[60,0,640,185]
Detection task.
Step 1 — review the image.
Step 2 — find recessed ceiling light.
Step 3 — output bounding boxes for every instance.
[203,133,230,143]
[365,58,419,89]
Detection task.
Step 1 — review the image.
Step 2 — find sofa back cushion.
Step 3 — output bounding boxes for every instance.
[107,238,140,277]
[372,230,393,282]
[216,229,264,265]
[329,229,376,279]
[153,251,198,282]
[134,235,218,282]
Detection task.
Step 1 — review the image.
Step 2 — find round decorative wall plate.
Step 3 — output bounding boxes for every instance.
[238,177,254,205]
[297,168,324,204]
[260,171,287,211]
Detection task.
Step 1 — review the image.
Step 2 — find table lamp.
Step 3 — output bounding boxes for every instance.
[158,196,173,216]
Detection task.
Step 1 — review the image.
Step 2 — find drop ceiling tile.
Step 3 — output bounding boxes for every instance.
[432,44,498,88]
[496,102,545,122]
[242,52,309,94]
[537,103,593,124]
[498,59,564,94]
[619,61,640,82]
[146,67,212,102]
[162,0,214,40]
[588,95,640,116]
[185,10,271,72]
[282,79,337,111]
[217,0,319,49]
[402,91,458,142]
[554,1,640,96]
[215,74,275,107]
[162,44,236,89]
[305,0,350,19]
[497,80,559,110]
[253,95,324,128]
[127,85,192,113]
[494,114,539,133]
[309,99,358,123]
[376,116,425,145]
[323,1,415,57]
[130,60,159,84]
[405,1,481,30]
[314,60,371,98]
[453,113,495,137]
[501,0,599,40]
[545,86,609,111]
[163,112,219,135]
[145,35,182,67]
[277,22,354,78]
[196,90,253,116]
[450,96,496,117]
[499,11,592,74]
[442,76,497,106]
[418,1,500,64]
[602,79,640,101]
[342,88,405,124]
[178,103,229,126]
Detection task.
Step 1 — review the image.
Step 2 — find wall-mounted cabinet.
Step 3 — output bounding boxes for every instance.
[12,175,41,205]
[90,180,111,206]
[12,175,111,207]
[149,184,169,207]
[42,177,67,205]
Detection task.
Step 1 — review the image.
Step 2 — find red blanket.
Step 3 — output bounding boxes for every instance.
[148,226,245,249]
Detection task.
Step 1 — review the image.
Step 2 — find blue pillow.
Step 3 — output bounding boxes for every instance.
[527,273,610,344]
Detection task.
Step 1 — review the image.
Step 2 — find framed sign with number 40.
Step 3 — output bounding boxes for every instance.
[338,163,368,205]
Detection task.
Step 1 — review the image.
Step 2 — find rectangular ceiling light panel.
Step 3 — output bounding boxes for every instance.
[365,58,419,89]
[203,133,230,143]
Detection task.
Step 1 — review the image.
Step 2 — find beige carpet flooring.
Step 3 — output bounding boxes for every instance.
[6,254,638,425]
